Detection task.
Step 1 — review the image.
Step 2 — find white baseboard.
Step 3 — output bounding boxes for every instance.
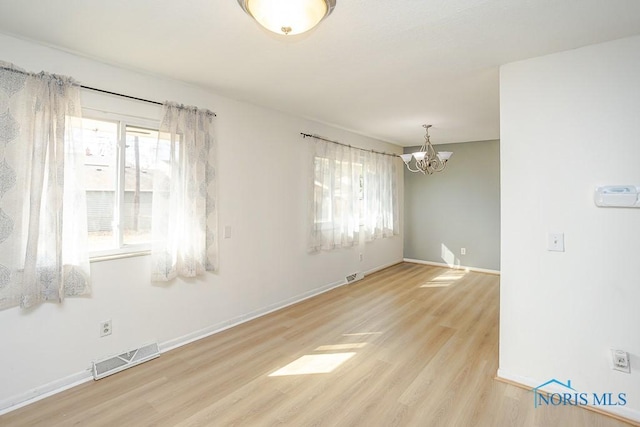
[0,370,93,416]
[159,277,347,353]
[496,369,640,423]
[363,258,404,276]
[0,271,355,415]
[0,259,426,416]
[403,258,500,275]
[159,260,405,353]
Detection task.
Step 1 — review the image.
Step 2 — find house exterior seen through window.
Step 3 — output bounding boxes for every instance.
[82,117,167,256]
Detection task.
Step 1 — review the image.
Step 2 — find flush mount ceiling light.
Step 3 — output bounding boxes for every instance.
[237,0,336,36]
[400,125,453,175]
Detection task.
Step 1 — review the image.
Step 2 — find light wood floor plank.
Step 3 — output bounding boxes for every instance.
[0,263,634,426]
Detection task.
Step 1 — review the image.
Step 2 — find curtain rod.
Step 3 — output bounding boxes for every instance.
[301,133,399,158]
[0,64,216,116]
[80,85,162,106]
[81,86,216,116]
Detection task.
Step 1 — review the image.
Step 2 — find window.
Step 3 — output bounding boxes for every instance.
[309,142,361,251]
[82,116,168,256]
[309,141,399,252]
[361,150,399,241]
[313,156,364,227]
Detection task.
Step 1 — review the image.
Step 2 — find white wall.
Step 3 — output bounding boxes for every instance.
[0,33,403,411]
[499,35,640,421]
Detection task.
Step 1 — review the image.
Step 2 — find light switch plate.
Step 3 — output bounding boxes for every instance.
[547,233,565,252]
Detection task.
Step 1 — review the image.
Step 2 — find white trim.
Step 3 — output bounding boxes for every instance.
[363,258,404,276]
[0,371,93,416]
[159,277,347,353]
[496,369,640,423]
[403,258,500,275]
[161,260,405,354]
[90,249,150,263]
[0,259,405,416]
[0,273,350,415]
[81,106,160,128]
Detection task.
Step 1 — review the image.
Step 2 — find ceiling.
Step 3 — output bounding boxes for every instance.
[0,1,639,146]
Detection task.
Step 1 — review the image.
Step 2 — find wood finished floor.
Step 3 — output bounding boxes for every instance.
[0,263,633,426]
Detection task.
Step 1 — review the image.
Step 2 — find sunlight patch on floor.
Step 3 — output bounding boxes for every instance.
[419,269,468,288]
[268,353,356,377]
[342,332,382,337]
[315,343,367,351]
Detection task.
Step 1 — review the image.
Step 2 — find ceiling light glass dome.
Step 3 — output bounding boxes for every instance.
[238,0,336,35]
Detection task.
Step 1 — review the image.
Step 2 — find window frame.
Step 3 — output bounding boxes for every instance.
[82,109,160,260]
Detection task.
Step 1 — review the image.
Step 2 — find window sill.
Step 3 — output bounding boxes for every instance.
[90,249,151,263]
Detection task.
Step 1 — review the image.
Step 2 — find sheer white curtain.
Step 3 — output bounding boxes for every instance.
[151,102,217,281]
[309,140,361,252]
[0,62,90,310]
[362,150,400,241]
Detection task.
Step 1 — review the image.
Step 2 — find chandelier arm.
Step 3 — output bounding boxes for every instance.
[404,162,425,174]
[419,160,434,174]
[432,158,446,172]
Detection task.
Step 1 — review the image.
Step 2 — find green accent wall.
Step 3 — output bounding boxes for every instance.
[403,139,500,271]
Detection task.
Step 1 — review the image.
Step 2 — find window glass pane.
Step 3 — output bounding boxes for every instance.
[123,126,158,246]
[83,118,118,251]
[313,157,364,228]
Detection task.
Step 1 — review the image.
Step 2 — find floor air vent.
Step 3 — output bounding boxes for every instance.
[92,342,160,380]
[345,272,364,284]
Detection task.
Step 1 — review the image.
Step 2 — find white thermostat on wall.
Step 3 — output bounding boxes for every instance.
[594,185,640,207]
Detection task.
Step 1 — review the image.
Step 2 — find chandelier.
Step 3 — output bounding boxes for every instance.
[400,125,453,174]
[237,0,337,36]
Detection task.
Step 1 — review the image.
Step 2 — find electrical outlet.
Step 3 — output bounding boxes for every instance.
[100,320,112,337]
[461,248,466,255]
[359,253,363,262]
[611,349,630,373]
